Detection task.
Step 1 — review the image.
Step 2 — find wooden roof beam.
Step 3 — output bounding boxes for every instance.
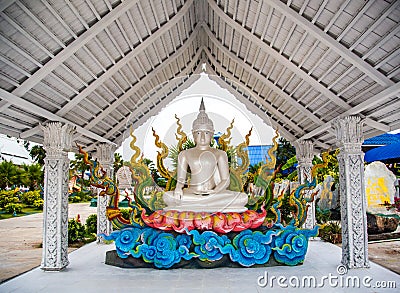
[112,65,202,144]
[297,83,400,141]
[84,29,201,131]
[267,0,394,87]
[56,0,194,117]
[209,0,352,111]
[203,26,324,126]
[204,50,304,138]
[0,88,113,144]
[11,0,141,97]
[0,0,14,12]
[206,63,322,147]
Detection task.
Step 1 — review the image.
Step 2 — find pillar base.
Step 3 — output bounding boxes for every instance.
[41,263,69,271]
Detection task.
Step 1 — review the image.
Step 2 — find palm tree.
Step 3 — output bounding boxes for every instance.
[20,163,43,190]
[168,139,196,169]
[249,162,263,174]
[276,137,297,179]
[70,153,90,188]
[0,161,21,189]
[29,145,46,166]
[113,152,124,179]
[143,158,162,183]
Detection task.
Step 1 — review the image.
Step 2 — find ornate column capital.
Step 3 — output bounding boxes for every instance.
[94,143,116,166]
[296,140,316,230]
[332,116,363,153]
[295,140,314,165]
[40,122,75,157]
[94,143,116,241]
[295,140,314,184]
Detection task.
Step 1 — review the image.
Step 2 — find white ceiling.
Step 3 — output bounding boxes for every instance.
[0,0,399,151]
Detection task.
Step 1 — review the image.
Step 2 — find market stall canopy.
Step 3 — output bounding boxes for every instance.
[363,133,400,146]
[365,143,400,163]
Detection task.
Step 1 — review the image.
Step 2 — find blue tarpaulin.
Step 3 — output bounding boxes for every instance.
[364,143,400,163]
[363,133,400,145]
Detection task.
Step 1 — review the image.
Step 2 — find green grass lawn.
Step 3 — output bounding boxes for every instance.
[0,206,42,220]
[0,199,94,220]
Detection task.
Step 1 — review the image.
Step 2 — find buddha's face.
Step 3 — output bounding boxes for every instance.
[192,130,213,147]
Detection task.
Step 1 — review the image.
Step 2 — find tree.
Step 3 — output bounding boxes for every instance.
[142,158,162,184]
[313,149,339,183]
[0,161,22,189]
[20,163,44,190]
[248,162,263,174]
[275,137,296,179]
[29,145,46,166]
[69,153,90,187]
[168,139,196,169]
[113,152,124,176]
[274,140,339,184]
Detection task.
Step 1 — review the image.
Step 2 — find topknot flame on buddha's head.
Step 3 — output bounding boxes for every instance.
[192,98,214,132]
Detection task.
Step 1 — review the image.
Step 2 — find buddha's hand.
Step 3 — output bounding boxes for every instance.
[194,189,215,195]
[173,189,183,203]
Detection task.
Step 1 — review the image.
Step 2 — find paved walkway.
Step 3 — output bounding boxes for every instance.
[0,203,97,283]
[1,240,399,292]
[0,204,399,292]
[369,240,400,275]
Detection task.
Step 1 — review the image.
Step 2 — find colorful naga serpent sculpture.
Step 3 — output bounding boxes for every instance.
[79,118,324,268]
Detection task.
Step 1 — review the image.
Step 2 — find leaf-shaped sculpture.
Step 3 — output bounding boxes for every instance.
[229,128,252,192]
[175,114,187,152]
[152,127,175,190]
[218,118,234,151]
[130,128,166,213]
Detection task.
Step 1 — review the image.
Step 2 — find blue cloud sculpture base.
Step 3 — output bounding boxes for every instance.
[100,224,319,269]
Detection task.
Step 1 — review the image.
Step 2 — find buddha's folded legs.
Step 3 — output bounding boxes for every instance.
[163,191,248,213]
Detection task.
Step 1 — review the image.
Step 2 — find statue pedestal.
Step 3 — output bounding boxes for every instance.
[105,250,282,269]
[100,224,319,269]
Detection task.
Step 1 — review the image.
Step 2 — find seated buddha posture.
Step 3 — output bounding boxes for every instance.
[163,99,248,213]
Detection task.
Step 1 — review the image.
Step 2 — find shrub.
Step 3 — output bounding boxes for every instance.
[316,202,331,224]
[68,218,85,243]
[319,221,342,244]
[0,190,19,208]
[69,190,92,203]
[71,196,81,203]
[4,203,23,214]
[20,190,41,206]
[86,214,97,234]
[383,196,400,212]
[33,199,44,209]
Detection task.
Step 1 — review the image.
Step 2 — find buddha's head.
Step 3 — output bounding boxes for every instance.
[192,98,214,147]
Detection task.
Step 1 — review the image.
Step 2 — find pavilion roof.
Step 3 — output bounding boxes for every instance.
[0,0,399,152]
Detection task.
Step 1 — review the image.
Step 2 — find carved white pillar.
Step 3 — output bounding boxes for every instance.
[40,122,75,271]
[94,143,116,243]
[296,140,313,184]
[296,140,316,230]
[332,116,369,269]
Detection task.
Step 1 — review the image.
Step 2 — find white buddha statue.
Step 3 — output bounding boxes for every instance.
[163,99,248,213]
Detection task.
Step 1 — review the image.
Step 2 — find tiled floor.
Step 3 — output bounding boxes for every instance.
[1,240,399,292]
